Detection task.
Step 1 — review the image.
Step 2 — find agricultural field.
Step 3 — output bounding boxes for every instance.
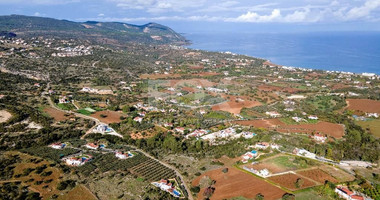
[90,110,127,124]
[57,185,97,200]
[1,151,64,199]
[357,119,380,137]
[235,119,345,138]
[43,107,71,121]
[130,159,176,181]
[318,165,355,183]
[346,99,380,114]
[211,95,261,114]
[297,169,338,184]
[192,167,287,200]
[244,154,315,174]
[268,173,316,190]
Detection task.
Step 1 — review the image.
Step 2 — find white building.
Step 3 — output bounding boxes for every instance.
[265,111,281,118]
[308,115,319,120]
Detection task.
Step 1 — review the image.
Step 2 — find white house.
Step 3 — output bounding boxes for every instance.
[366,113,379,118]
[65,158,82,166]
[85,143,98,150]
[50,142,66,149]
[265,111,281,118]
[293,148,316,159]
[308,115,319,120]
[115,151,133,159]
[242,150,258,163]
[133,117,143,123]
[174,127,185,134]
[313,134,327,143]
[255,142,270,149]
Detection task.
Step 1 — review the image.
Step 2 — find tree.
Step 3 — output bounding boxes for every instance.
[255,193,264,200]
[295,178,304,188]
[282,193,295,200]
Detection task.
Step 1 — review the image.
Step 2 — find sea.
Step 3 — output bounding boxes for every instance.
[186,31,380,74]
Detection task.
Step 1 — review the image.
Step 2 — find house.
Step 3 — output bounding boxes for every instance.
[115,151,133,159]
[255,142,270,149]
[133,117,143,123]
[242,150,258,163]
[34,83,40,87]
[174,127,185,134]
[366,113,379,118]
[152,179,182,198]
[293,148,316,159]
[95,124,113,133]
[308,115,319,120]
[49,142,66,149]
[0,94,4,99]
[265,111,281,118]
[257,169,270,177]
[163,123,173,127]
[292,117,304,122]
[65,157,82,166]
[284,108,294,112]
[186,129,209,138]
[242,132,256,139]
[312,133,327,143]
[335,186,364,200]
[199,110,207,115]
[85,143,99,150]
[65,154,92,166]
[59,96,70,104]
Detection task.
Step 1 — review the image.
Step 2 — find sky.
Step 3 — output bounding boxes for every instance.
[1,0,380,33]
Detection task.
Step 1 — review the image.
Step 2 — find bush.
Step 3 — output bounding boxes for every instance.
[191,186,200,193]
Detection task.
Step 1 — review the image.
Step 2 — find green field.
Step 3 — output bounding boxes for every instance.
[77,109,93,116]
[357,119,380,137]
[56,103,75,111]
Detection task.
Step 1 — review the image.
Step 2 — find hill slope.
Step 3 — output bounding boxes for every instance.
[0,15,188,45]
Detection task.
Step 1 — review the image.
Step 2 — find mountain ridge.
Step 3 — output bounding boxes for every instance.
[0,14,188,45]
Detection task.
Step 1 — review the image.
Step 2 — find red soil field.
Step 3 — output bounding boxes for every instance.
[235,119,345,138]
[140,73,181,79]
[346,99,380,114]
[268,173,316,190]
[90,110,126,124]
[212,96,262,114]
[297,169,338,184]
[248,162,285,174]
[192,167,286,200]
[44,107,70,121]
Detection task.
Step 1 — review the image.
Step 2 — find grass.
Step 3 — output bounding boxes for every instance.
[295,189,327,200]
[204,111,231,119]
[271,156,299,169]
[357,119,380,137]
[56,103,75,111]
[77,109,92,116]
[58,185,97,200]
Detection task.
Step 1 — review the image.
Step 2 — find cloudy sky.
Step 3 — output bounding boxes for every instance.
[1,0,380,32]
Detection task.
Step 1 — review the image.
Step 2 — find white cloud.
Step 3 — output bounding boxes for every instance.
[34,12,41,16]
[0,0,80,5]
[98,13,105,17]
[228,9,281,22]
[345,0,380,20]
[110,0,206,13]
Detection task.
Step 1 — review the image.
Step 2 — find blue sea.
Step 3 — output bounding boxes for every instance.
[186,32,380,74]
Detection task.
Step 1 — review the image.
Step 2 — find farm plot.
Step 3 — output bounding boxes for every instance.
[130,159,176,181]
[192,167,286,200]
[319,165,355,182]
[268,173,316,191]
[346,99,380,114]
[43,107,70,121]
[245,154,313,174]
[90,110,126,124]
[297,169,338,184]
[235,119,345,139]
[212,95,261,114]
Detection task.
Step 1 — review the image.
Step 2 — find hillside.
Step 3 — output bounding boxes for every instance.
[0,15,188,45]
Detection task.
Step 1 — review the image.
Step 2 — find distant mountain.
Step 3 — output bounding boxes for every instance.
[0,15,188,45]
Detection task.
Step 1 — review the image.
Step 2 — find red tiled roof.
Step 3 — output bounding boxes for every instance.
[351,195,364,200]
[337,187,354,196]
